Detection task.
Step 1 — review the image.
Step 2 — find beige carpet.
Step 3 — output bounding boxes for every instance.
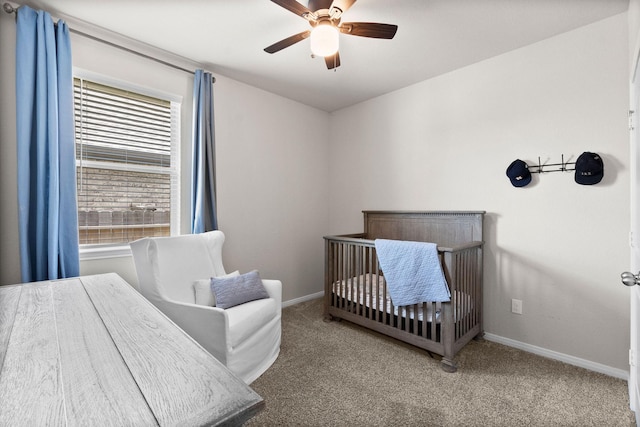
[247,298,635,426]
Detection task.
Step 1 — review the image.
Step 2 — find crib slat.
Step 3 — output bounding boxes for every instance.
[458,251,465,339]
[357,244,361,314]
[369,247,376,322]
[338,242,342,306]
[405,306,410,333]
[356,245,362,316]
[363,245,371,321]
[421,303,427,338]
[404,305,408,333]
[402,305,413,332]
[475,248,481,327]
[465,250,473,336]
[463,253,469,332]
[333,241,337,304]
[340,242,345,308]
[461,251,467,337]
[366,247,371,320]
[347,244,352,310]
[342,243,347,309]
[456,252,463,339]
[336,242,341,308]
[336,243,342,308]
[467,250,472,336]
[367,247,375,322]
[344,243,349,309]
[354,244,360,316]
[468,251,474,333]
[432,303,438,341]
[351,245,356,313]
[379,257,388,327]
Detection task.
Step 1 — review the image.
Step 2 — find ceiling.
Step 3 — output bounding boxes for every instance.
[19,0,630,112]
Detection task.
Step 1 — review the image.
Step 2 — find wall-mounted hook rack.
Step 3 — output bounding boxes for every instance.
[529,154,575,174]
[507,152,602,187]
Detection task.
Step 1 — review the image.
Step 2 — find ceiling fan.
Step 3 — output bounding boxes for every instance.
[264,0,398,70]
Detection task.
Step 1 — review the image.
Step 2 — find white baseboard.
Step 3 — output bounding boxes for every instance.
[484,333,629,381]
[282,291,324,308]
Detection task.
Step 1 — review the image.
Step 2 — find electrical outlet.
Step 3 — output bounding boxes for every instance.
[511,299,523,315]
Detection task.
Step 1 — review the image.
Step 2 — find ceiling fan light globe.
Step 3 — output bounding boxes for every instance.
[310,24,339,57]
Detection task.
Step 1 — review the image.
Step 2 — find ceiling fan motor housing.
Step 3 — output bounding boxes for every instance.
[308,0,334,12]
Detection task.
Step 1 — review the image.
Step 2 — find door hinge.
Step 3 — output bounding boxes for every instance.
[631,349,636,366]
[630,110,636,131]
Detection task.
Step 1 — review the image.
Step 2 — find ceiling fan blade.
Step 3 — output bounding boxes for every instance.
[264,30,311,54]
[340,22,398,39]
[271,0,313,19]
[329,0,356,15]
[325,51,341,70]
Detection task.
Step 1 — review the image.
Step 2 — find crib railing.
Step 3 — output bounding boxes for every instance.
[324,234,483,363]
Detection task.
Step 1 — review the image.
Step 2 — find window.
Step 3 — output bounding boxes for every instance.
[73,74,180,255]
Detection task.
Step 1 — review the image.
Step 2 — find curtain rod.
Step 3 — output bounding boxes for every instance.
[2,2,215,83]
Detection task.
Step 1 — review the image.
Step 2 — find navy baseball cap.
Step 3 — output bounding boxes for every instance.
[574,152,603,185]
[506,159,532,187]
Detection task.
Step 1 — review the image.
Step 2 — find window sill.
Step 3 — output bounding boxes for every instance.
[79,244,132,261]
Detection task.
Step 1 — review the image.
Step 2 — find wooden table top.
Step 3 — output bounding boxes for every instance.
[0,273,263,426]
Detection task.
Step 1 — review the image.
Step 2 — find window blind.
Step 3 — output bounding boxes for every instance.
[74,77,176,245]
[74,78,171,166]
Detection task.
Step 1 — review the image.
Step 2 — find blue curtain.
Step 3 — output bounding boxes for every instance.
[191,70,218,233]
[16,6,79,282]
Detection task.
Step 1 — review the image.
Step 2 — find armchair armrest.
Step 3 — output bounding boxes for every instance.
[153,298,231,363]
[261,279,282,311]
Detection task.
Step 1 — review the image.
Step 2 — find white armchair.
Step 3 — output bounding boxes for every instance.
[129,231,281,384]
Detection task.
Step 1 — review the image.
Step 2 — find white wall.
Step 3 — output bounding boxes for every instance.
[0,11,20,285]
[0,12,330,303]
[631,0,640,70]
[328,14,630,371]
[214,77,329,299]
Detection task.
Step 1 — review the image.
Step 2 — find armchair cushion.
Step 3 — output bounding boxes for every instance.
[193,271,240,306]
[211,270,270,309]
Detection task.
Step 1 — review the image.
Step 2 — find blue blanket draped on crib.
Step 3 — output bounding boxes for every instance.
[374,239,450,306]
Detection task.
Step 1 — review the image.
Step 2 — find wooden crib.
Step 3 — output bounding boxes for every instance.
[324,211,485,372]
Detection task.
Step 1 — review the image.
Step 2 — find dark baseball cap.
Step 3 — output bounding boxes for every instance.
[506,159,532,187]
[574,152,603,185]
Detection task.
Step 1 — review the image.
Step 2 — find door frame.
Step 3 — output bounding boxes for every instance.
[629,32,640,421]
